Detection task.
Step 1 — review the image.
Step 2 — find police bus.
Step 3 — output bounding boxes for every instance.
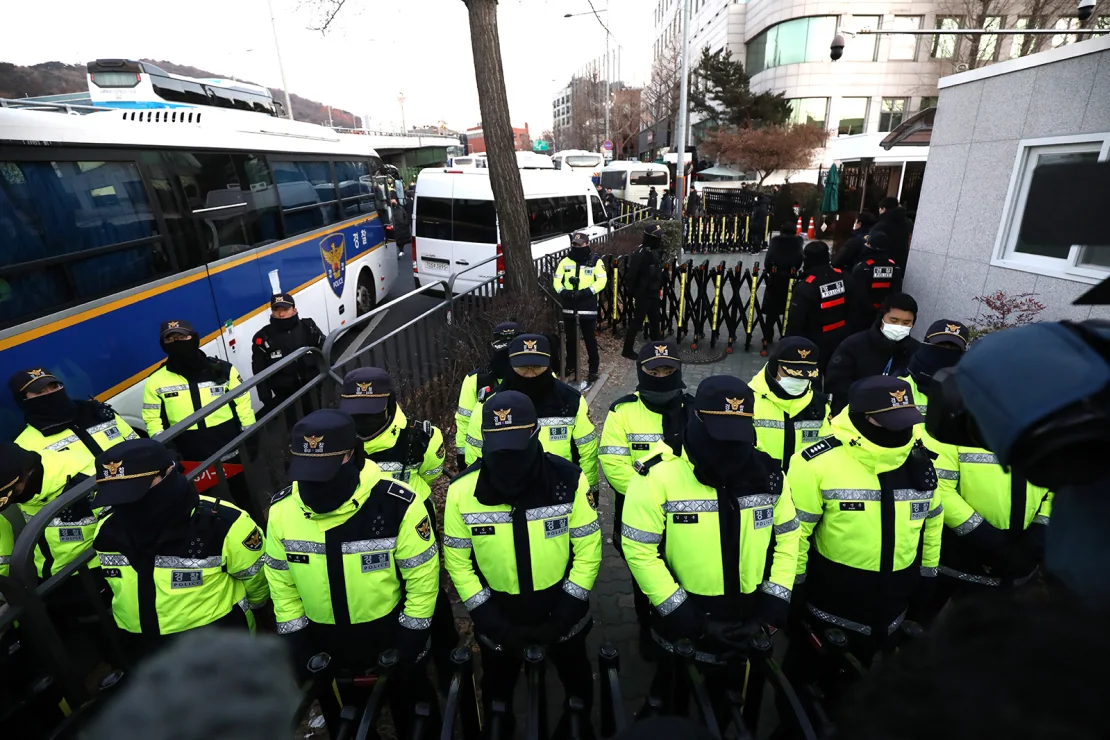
[0,103,397,438]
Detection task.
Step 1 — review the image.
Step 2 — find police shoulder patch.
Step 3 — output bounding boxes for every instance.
[416,515,432,542]
[477,386,494,402]
[384,481,416,504]
[800,438,842,461]
[608,393,638,413]
[270,486,294,505]
[242,527,264,551]
[634,454,664,477]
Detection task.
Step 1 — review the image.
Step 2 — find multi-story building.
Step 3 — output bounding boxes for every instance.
[552,84,573,143]
[466,123,531,154]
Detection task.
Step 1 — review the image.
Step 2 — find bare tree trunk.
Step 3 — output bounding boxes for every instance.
[463,0,537,298]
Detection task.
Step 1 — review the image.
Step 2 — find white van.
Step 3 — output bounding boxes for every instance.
[412,169,611,293]
[598,161,670,205]
[552,150,604,182]
[516,151,555,169]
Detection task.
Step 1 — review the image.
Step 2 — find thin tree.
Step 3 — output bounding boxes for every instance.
[932,0,1078,69]
[641,33,682,148]
[701,124,828,187]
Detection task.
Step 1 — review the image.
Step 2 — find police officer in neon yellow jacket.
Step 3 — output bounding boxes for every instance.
[454,322,521,468]
[786,376,941,667]
[444,391,601,734]
[623,376,799,728]
[264,410,439,735]
[10,368,138,471]
[748,338,831,474]
[554,233,608,381]
[92,439,268,658]
[904,320,1053,614]
[465,335,598,492]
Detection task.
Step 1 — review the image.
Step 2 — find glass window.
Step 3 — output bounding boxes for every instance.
[271,160,340,236]
[414,196,452,240]
[788,98,829,128]
[453,199,498,244]
[600,170,626,189]
[630,170,668,186]
[932,17,962,59]
[591,194,608,224]
[878,98,908,132]
[837,98,869,136]
[745,16,838,75]
[1096,17,1110,36]
[526,196,587,240]
[890,16,921,60]
[974,17,1002,61]
[334,160,376,218]
[920,96,939,111]
[567,154,603,168]
[843,16,881,61]
[1011,17,1033,58]
[1012,148,1101,260]
[0,159,170,328]
[1052,17,1080,47]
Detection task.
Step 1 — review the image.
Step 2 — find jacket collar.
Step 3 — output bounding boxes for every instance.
[829,410,914,475]
[750,365,813,416]
[361,406,408,456]
[292,462,382,529]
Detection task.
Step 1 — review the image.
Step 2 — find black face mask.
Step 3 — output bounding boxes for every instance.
[684,409,754,488]
[298,454,365,514]
[162,336,206,375]
[22,389,78,434]
[478,438,543,502]
[354,409,392,441]
[489,344,511,378]
[570,246,591,263]
[908,344,962,396]
[501,369,554,400]
[270,314,299,332]
[849,412,914,448]
[112,470,199,552]
[637,368,685,410]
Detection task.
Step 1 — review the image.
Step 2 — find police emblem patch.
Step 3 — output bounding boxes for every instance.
[889,390,909,407]
[416,516,432,542]
[797,349,811,359]
[523,339,538,351]
[586,487,598,511]
[492,408,512,426]
[303,435,325,452]
[726,397,745,412]
[242,528,264,551]
[103,461,125,478]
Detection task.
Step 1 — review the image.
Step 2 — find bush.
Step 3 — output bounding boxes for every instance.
[968,291,1046,340]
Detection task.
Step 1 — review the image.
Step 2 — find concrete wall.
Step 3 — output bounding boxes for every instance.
[904,38,1110,333]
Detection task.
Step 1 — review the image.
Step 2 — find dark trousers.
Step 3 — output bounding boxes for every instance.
[430,586,461,693]
[478,626,594,735]
[563,315,600,376]
[622,296,662,355]
[647,652,747,735]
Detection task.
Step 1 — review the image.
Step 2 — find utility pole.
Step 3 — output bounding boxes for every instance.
[398,94,407,132]
[674,0,690,249]
[604,0,610,150]
[267,0,295,121]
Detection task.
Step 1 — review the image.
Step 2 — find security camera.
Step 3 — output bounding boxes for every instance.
[1078,0,1096,21]
[830,34,845,61]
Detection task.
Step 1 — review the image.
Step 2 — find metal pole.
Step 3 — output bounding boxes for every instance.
[675,0,691,259]
[604,0,611,151]
[267,0,295,121]
[896,160,908,202]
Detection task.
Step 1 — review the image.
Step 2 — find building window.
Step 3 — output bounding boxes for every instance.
[1096,17,1110,36]
[889,16,922,60]
[932,17,962,59]
[843,16,881,61]
[1052,17,1081,47]
[788,98,829,129]
[974,16,1003,61]
[837,97,870,136]
[878,98,907,132]
[919,96,939,112]
[995,137,1110,279]
[745,16,839,75]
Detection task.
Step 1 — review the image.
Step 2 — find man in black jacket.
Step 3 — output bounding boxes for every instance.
[251,293,324,417]
[825,292,920,415]
[762,221,805,347]
[786,241,856,377]
[622,225,666,359]
[832,211,876,272]
[849,231,903,330]
[870,197,914,268]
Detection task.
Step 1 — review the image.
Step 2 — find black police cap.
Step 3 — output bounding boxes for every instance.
[508,334,552,369]
[9,368,62,400]
[159,319,195,340]
[271,293,296,308]
[638,341,681,371]
[771,337,821,380]
[481,390,539,453]
[288,409,358,483]
[693,376,756,443]
[93,438,176,507]
[338,367,393,416]
[643,224,665,250]
[0,442,40,507]
[924,320,969,350]
[848,376,924,431]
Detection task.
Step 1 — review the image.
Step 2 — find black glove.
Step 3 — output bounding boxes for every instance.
[1025,522,1048,559]
[502,624,556,652]
[569,277,580,288]
[963,517,1006,552]
[701,620,761,661]
[754,587,790,629]
[657,594,707,644]
[469,599,511,646]
[789,578,808,624]
[396,626,430,664]
[907,573,937,624]
[456,452,466,471]
[551,589,590,638]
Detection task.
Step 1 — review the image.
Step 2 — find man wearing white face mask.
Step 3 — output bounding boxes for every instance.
[825,293,921,415]
[748,338,832,474]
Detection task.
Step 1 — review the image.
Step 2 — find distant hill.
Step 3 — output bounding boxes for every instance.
[0,59,358,127]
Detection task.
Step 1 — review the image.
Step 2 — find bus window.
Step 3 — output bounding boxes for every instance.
[631,170,668,187]
[525,195,588,240]
[0,159,170,329]
[414,196,451,240]
[335,160,375,217]
[566,154,603,168]
[599,170,625,189]
[591,194,608,224]
[140,151,206,271]
[453,199,498,243]
[271,160,341,236]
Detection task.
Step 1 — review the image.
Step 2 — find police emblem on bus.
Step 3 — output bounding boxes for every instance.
[523,340,538,351]
[319,233,346,298]
[726,397,744,412]
[889,390,908,406]
[797,349,811,359]
[103,461,125,478]
[356,382,373,395]
[303,435,325,452]
[492,408,512,426]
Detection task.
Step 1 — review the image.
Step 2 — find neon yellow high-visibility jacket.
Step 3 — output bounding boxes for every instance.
[264,460,439,638]
[17,448,102,579]
[465,386,599,489]
[16,400,138,473]
[0,513,14,581]
[748,365,831,473]
[788,410,942,635]
[94,495,268,637]
[361,405,444,504]
[599,391,691,497]
[622,444,799,634]
[443,453,601,640]
[553,253,608,317]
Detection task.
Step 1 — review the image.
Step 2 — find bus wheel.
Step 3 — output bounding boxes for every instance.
[356,270,376,316]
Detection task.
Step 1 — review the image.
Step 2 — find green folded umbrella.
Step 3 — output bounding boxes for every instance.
[821,163,840,213]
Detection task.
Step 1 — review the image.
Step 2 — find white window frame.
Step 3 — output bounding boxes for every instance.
[992,134,1110,284]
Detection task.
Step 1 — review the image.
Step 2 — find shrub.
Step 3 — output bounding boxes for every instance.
[968,291,1046,340]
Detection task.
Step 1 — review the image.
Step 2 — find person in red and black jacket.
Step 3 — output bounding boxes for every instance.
[849,231,903,331]
[786,241,857,378]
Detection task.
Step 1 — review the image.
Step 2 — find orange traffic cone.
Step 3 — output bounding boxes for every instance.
[795,216,803,235]
[807,217,816,239]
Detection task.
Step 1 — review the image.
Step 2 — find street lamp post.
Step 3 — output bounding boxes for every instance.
[675,0,691,256]
[398,94,406,133]
[266,0,295,121]
[564,6,613,154]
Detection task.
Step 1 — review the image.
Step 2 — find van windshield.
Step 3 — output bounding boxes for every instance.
[631,170,668,186]
[599,171,625,189]
[566,155,603,168]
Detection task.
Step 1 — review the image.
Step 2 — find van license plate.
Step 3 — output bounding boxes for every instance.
[422,259,448,271]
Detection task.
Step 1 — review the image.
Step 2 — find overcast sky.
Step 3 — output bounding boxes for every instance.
[5,0,654,133]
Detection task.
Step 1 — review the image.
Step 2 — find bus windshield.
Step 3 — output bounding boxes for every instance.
[631,170,668,186]
[566,155,603,168]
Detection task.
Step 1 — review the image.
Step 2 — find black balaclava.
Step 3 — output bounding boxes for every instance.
[684,408,755,489]
[849,412,913,448]
[478,431,544,504]
[490,343,511,379]
[162,335,207,377]
[21,388,79,434]
[637,366,685,408]
[570,244,592,264]
[501,367,555,401]
[802,241,830,275]
[298,453,365,514]
[111,469,200,553]
[269,313,299,332]
[908,344,962,397]
[353,398,397,441]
